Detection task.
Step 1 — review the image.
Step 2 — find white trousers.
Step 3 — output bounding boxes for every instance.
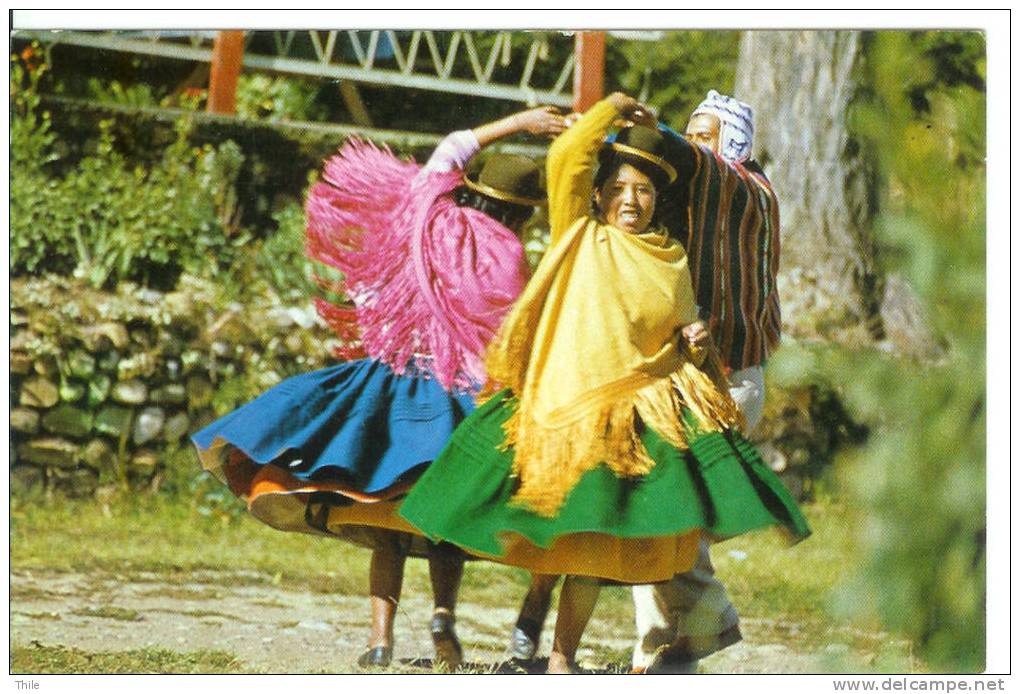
[630,365,765,668]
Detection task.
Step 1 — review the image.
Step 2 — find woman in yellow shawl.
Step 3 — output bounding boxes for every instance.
[400,92,809,673]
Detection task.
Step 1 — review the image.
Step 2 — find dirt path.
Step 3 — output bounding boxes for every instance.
[10,568,899,673]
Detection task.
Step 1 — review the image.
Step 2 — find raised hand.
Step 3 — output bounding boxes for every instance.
[513,106,569,138]
[607,91,657,128]
[473,105,568,147]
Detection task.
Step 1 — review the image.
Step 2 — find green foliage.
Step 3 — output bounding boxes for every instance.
[822,31,986,672]
[84,77,162,108]
[257,200,318,300]
[605,32,742,131]
[11,57,250,289]
[235,73,328,122]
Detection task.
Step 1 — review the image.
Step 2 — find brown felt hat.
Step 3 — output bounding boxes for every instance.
[464,153,545,207]
[607,125,678,184]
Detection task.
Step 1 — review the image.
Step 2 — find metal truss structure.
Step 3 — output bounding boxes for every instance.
[16,29,577,107]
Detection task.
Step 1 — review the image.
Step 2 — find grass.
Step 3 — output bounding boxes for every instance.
[10,643,244,674]
[9,493,921,673]
[10,494,375,593]
[69,606,143,622]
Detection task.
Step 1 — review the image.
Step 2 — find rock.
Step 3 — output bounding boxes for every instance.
[285,333,305,354]
[41,404,94,438]
[10,352,34,375]
[111,379,147,405]
[296,620,333,632]
[163,412,191,442]
[129,327,156,349]
[94,406,134,438]
[59,379,86,403]
[186,375,214,409]
[77,322,130,351]
[10,330,37,351]
[181,350,203,373]
[288,306,317,330]
[256,371,283,390]
[137,288,164,305]
[68,468,100,498]
[264,306,317,330]
[191,409,217,431]
[65,350,97,380]
[10,408,40,434]
[211,341,231,358]
[53,467,100,498]
[265,306,297,329]
[150,384,187,406]
[780,471,805,500]
[18,438,79,468]
[98,350,121,372]
[95,484,120,505]
[207,310,256,345]
[117,353,157,381]
[128,450,160,486]
[10,465,45,495]
[34,356,59,378]
[81,438,117,476]
[132,407,166,445]
[130,450,160,470]
[164,291,194,318]
[88,374,112,407]
[20,377,60,408]
[758,442,788,473]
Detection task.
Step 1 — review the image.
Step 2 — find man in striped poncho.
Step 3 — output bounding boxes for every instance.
[630,90,782,674]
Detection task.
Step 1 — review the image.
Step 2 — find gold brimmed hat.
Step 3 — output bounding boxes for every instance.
[464,153,545,207]
[607,125,678,184]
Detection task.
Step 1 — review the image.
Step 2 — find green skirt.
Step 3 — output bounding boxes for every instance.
[399,390,810,583]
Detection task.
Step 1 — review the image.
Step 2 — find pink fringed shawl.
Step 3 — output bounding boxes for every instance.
[305,139,529,391]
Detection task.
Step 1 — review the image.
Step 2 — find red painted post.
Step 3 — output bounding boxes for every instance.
[207,30,245,114]
[573,31,605,113]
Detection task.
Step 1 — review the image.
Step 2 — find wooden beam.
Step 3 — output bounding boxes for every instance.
[207,31,245,114]
[573,31,605,113]
[338,81,374,127]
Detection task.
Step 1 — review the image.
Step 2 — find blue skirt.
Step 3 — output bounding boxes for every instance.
[192,358,476,545]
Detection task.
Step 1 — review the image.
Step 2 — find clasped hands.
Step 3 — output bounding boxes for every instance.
[512,91,655,138]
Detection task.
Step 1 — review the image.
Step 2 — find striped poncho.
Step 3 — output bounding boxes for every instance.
[658,130,781,371]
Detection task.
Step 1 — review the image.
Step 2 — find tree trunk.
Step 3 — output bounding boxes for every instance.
[734,31,884,345]
[735,31,945,359]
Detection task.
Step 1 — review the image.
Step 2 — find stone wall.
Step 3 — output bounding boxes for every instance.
[10,276,862,503]
[9,275,334,498]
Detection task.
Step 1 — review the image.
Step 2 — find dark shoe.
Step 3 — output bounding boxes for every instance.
[357,645,392,668]
[430,612,463,669]
[510,616,543,661]
[645,656,699,674]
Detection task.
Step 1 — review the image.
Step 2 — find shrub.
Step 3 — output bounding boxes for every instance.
[11,56,250,290]
[234,73,328,122]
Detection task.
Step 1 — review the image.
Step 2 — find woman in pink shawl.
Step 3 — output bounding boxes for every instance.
[193,106,565,669]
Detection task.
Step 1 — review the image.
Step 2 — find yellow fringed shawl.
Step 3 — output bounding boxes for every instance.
[484,97,743,517]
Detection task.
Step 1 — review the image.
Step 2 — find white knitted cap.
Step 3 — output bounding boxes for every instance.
[691,90,755,163]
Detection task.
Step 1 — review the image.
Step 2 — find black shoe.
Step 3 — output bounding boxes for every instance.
[357,646,392,667]
[645,656,699,674]
[510,617,542,661]
[430,612,463,669]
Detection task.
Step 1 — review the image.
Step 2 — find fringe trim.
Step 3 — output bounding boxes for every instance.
[504,346,744,518]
